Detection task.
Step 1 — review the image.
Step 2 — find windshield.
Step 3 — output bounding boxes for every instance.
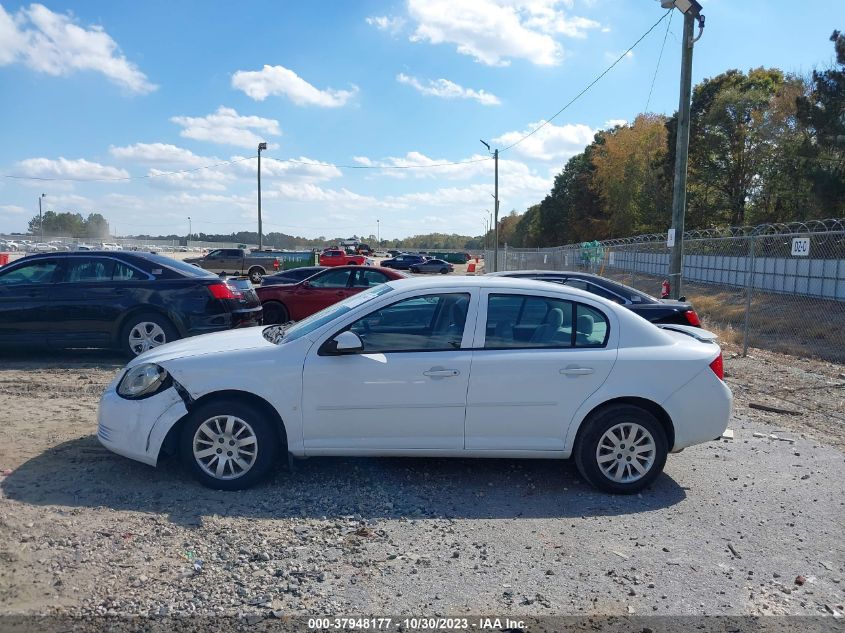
[263,283,394,344]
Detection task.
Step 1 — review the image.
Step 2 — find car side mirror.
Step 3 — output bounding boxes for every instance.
[323,330,363,355]
[300,280,310,288]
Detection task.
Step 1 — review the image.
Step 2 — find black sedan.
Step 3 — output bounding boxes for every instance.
[409,258,454,274]
[487,270,701,326]
[259,265,327,287]
[0,251,262,356]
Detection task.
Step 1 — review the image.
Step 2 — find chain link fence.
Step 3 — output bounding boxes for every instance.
[485,219,845,364]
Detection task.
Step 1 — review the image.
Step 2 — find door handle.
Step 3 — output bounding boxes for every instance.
[423,368,460,378]
[560,366,594,376]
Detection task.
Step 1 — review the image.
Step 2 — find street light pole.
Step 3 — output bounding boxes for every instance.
[665,0,704,300]
[480,140,499,271]
[38,193,45,243]
[257,142,268,251]
[377,219,380,246]
[187,216,191,249]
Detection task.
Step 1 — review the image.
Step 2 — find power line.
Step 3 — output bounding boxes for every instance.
[500,10,673,154]
[645,9,674,113]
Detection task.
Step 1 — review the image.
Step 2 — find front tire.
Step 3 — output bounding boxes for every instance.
[261,301,289,325]
[574,404,668,494]
[121,312,178,357]
[410,267,419,273]
[248,267,265,284]
[440,268,449,274]
[180,398,279,490]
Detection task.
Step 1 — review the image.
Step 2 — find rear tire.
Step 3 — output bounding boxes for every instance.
[410,267,419,273]
[261,301,289,325]
[120,312,178,358]
[248,267,265,284]
[180,398,279,490]
[440,268,449,274]
[574,404,668,494]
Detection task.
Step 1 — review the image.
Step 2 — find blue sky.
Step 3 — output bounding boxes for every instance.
[0,1,841,240]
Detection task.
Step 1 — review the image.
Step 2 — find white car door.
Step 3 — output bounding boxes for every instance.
[301,290,477,452]
[464,289,618,451]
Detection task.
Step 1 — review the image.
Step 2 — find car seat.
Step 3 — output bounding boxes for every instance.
[576,314,595,345]
[530,308,565,345]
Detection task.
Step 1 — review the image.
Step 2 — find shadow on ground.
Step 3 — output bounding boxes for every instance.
[2,435,686,526]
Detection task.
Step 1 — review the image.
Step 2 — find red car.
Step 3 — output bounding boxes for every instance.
[319,249,367,267]
[256,265,407,324]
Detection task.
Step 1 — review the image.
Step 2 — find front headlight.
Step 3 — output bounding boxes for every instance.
[117,364,170,399]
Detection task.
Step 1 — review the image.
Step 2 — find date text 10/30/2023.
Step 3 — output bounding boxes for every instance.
[307,617,527,630]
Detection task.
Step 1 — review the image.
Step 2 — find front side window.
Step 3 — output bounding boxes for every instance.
[309,269,352,288]
[484,294,609,349]
[345,293,470,353]
[0,260,58,285]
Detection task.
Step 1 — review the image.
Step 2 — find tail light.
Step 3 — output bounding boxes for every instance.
[709,352,724,380]
[684,310,701,326]
[207,283,235,300]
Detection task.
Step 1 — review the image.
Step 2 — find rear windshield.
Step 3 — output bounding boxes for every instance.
[141,254,217,278]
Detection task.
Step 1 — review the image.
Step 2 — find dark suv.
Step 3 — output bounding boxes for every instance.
[0,251,262,356]
[379,254,427,270]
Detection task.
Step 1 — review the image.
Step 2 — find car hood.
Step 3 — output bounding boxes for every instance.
[128,326,274,367]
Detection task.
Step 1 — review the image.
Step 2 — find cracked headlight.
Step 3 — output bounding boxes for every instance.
[117,364,170,399]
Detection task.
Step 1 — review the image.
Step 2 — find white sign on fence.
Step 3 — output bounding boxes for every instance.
[667,228,675,248]
[791,237,810,257]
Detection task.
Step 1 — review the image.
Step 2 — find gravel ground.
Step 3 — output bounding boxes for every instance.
[0,346,843,621]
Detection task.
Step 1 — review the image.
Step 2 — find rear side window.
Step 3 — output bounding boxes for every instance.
[485,293,609,349]
[63,258,115,282]
[142,254,216,278]
[310,269,352,288]
[353,269,389,287]
[113,261,147,281]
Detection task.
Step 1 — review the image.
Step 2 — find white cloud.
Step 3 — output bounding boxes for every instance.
[109,142,213,167]
[493,120,597,160]
[366,15,405,34]
[146,168,233,192]
[604,118,628,128]
[230,155,341,182]
[14,157,129,180]
[0,3,155,93]
[396,73,500,105]
[231,64,358,107]
[271,183,397,209]
[407,0,600,67]
[0,204,27,215]
[170,107,281,149]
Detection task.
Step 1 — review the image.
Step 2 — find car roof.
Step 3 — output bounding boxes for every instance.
[18,250,156,260]
[383,274,606,298]
[486,269,604,279]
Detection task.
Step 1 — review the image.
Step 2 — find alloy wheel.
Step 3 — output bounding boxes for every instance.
[192,415,258,480]
[595,422,656,483]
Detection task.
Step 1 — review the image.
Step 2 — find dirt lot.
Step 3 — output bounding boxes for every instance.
[0,342,843,621]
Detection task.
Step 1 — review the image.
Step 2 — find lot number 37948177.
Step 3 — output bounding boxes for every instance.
[791,237,810,257]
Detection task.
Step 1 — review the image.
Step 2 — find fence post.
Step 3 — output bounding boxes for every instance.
[742,233,756,357]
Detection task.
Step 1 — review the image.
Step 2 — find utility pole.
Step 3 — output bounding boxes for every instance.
[480,140,500,271]
[377,219,380,246]
[187,216,191,249]
[257,142,268,251]
[38,193,45,243]
[665,0,704,300]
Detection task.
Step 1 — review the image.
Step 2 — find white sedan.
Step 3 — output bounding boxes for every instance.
[98,277,731,493]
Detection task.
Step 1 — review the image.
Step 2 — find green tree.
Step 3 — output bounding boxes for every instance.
[794,30,845,217]
[686,67,787,227]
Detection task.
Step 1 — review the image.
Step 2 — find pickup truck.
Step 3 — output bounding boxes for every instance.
[185,248,284,283]
[318,249,367,267]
